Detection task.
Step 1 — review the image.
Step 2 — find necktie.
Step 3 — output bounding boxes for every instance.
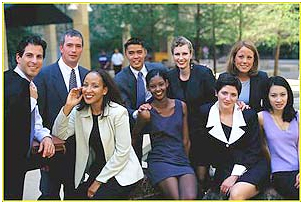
[27,109,35,157]
[136,72,146,108]
[69,69,77,91]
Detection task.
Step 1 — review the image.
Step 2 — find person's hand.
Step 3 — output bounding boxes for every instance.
[138,109,150,122]
[220,175,238,195]
[29,83,38,100]
[236,100,250,111]
[295,173,300,189]
[38,136,55,158]
[87,180,101,199]
[138,103,152,112]
[66,87,83,107]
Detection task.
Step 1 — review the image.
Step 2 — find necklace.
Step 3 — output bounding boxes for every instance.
[271,114,289,131]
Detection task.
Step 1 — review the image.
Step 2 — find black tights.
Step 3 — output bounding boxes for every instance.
[158,174,197,200]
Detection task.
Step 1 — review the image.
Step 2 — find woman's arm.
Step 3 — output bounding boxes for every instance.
[257,112,271,163]
[132,104,151,146]
[181,101,190,156]
[52,88,82,140]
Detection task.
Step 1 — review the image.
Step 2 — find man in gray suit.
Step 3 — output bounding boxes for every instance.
[114,38,168,163]
[34,29,89,199]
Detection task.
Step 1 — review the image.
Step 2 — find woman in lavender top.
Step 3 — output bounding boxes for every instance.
[258,76,299,200]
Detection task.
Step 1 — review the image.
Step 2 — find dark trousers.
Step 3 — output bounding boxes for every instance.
[113,65,122,75]
[272,170,299,200]
[132,133,143,165]
[4,154,45,200]
[4,165,26,200]
[39,136,76,200]
[74,177,137,200]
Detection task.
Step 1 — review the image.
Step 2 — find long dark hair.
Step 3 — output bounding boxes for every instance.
[77,69,123,117]
[263,76,297,122]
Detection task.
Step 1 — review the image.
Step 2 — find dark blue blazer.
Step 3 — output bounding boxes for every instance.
[34,61,89,130]
[193,102,264,170]
[220,71,268,113]
[114,63,168,127]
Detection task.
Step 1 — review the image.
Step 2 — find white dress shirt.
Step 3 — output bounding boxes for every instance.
[58,57,82,91]
[14,66,50,142]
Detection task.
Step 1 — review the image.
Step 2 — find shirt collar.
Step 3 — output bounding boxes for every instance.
[58,57,79,73]
[14,66,31,82]
[129,64,148,78]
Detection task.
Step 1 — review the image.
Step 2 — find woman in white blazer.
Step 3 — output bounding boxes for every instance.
[52,69,143,199]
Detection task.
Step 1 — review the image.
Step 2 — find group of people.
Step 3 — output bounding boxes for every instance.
[98,48,124,75]
[4,29,299,201]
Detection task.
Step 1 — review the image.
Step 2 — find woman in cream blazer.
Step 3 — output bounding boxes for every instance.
[52,69,143,199]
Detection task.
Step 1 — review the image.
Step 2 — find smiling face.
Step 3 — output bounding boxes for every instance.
[147,74,169,101]
[268,85,288,111]
[125,44,147,71]
[234,46,254,75]
[60,35,83,68]
[217,85,239,111]
[82,72,108,106]
[173,44,192,70]
[16,44,44,81]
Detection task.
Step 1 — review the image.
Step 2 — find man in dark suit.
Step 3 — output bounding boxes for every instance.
[4,35,55,200]
[34,29,89,199]
[114,38,168,163]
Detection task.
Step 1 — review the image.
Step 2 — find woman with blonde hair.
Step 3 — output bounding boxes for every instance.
[225,40,268,112]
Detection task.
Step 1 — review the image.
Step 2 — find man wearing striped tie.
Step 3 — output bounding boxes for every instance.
[114,38,168,164]
[34,29,89,200]
[4,35,55,200]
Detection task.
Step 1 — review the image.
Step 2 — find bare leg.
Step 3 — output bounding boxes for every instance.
[179,174,197,200]
[158,177,179,199]
[229,182,259,200]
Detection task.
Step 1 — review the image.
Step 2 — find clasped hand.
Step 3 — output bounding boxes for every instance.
[39,136,55,158]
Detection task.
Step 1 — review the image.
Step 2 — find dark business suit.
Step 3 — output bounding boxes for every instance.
[114,63,168,161]
[221,71,268,113]
[4,69,31,200]
[194,102,269,191]
[34,61,88,199]
[248,71,268,112]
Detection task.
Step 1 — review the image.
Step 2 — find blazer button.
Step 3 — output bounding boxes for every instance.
[226,144,229,148]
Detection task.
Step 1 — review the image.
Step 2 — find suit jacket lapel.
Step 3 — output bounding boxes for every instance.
[229,107,246,144]
[78,66,87,84]
[249,75,258,105]
[207,102,228,143]
[207,102,246,145]
[79,107,93,145]
[51,63,68,103]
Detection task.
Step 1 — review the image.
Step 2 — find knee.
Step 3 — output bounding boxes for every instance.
[229,187,245,200]
[180,191,197,200]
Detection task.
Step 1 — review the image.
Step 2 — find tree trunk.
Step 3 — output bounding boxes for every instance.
[274,35,281,76]
[195,4,201,61]
[211,5,217,76]
[238,4,243,41]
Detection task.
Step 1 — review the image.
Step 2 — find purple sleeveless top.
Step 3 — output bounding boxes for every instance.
[262,111,299,173]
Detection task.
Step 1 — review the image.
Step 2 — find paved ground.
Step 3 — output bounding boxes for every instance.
[23,59,300,200]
